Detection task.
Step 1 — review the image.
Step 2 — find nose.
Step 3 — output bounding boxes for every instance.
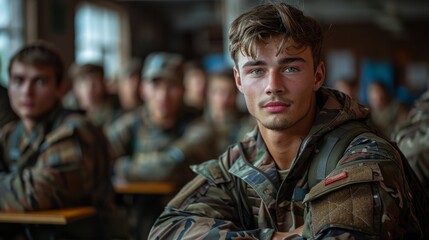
[22,80,34,96]
[265,71,285,95]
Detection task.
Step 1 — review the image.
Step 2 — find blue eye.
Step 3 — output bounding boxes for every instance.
[284,67,299,73]
[11,76,24,85]
[250,69,264,75]
[35,78,46,86]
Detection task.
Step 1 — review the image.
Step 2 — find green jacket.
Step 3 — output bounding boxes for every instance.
[393,90,429,193]
[108,105,218,186]
[149,88,421,240]
[0,106,127,238]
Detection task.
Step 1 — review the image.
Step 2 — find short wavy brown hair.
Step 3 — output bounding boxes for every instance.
[8,41,65,86]
[229,2,323,70]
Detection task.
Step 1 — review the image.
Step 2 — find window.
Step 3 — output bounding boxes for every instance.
[75,2,122,80]
[0,0,23,85]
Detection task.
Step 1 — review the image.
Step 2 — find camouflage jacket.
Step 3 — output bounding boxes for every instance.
[393,90,429,192]
[0,106,114,211]
[149,88,421,240]
[0,85,18,129]
[107,106,218,184]
[203,108,256,155]
[86,95,123,132]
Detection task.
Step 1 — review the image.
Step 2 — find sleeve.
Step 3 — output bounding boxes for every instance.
[0,122,109,211]
[301,132,421,239]
[149,174,275,240]
[107,113,136,160]
[115,120,218,182]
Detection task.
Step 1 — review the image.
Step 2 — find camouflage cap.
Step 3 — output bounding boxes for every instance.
[142,52,184,83]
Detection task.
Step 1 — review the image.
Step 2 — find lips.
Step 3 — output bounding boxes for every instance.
[20,101,34,108]
[263,101,291,113]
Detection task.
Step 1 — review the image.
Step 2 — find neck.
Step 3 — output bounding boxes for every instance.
[259,127,305,170]
[259,103,317,170]
[22,119,37,133]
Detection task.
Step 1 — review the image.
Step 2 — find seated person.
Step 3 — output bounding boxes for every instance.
[68,63,123,131]
[332,77,359,99]
[393,88,429,193]
[149,2,424,240]
[0,84,18,129]
[0,42,127,239]
[368,80,409,138]
[116,58,144,112]
[204,68,256,154]
[108,52,218,187]
[183,60,208,116]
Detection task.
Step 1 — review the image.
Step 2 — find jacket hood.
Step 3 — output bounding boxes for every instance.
[309,87,370,136]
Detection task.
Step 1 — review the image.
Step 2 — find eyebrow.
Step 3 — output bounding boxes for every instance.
[242,57,306,68]
[278,57,306,64]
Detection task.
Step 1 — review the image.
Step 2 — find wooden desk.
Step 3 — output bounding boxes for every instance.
[113,181,175,240]
[0,206,96,225]
[114,181,175,195]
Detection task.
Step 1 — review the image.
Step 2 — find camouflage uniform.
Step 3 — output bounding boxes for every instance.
[86,95,123,132]
[393,90,429,192]
[0,85,18,129]
[149,88,421,240]
[204,109,256,155]
[0,105,126,238]
[108,105,218,186]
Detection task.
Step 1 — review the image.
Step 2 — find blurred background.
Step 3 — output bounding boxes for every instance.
[1,0,429,106]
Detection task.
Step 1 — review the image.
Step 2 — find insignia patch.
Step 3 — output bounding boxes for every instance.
[324,170,348,185]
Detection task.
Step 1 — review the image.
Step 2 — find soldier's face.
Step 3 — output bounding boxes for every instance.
[208,75,237,116]
[8,61,61,122]
[143,78,184,124]
[233,36,325,131]
[73,73,105,110]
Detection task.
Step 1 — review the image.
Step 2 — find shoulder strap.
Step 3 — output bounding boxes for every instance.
[308,121,370,188]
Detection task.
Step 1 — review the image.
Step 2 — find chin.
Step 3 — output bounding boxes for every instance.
[261,121,292,131]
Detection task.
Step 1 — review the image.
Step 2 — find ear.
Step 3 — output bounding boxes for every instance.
[233,67,243,93]
[313,61,325,91]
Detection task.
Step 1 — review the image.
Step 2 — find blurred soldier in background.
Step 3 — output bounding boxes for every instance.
[183,60,208,116]
[0,42,127,239]
[69,63,123,131]
[393,81,429,192]
[108,52,217,186]
[0,84,18,129]
[116,58,144,112]
[204,68,255,153]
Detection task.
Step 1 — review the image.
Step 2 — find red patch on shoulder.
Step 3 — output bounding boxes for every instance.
[324,170,348,185]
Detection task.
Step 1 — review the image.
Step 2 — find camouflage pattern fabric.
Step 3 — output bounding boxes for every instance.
[203,109,256,155]
[149,88,422,240]
[393,90,429,193]
[0,85,18,129]
[0,105,127,238]
[85,95,123,132]
[107,106,218,186]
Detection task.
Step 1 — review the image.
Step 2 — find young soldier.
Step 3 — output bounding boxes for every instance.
[204,69,255,154]
[108,52,218,239]
[0,42,126,238]
[108,52,217,185]
[116,58,144,112]
[149,2,423,239]
[0,84,18,129]
[393,86,429,193]
[69,63,123,131]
